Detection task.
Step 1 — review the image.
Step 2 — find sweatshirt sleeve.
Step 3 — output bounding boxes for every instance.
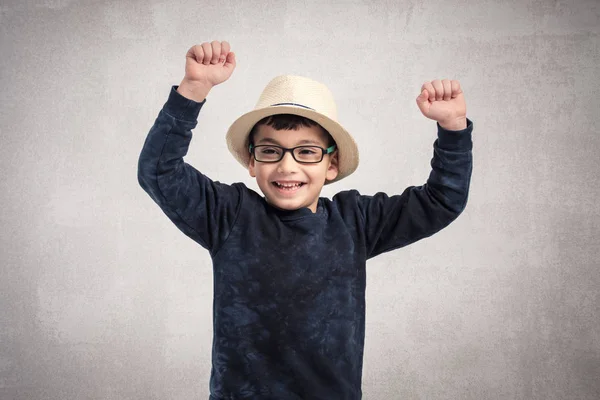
[358,118,473,259]
[137,85,242,255]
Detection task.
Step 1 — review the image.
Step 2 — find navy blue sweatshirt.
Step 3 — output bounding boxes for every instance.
[138,86,473,399]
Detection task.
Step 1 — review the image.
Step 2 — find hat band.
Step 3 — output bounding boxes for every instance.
[270,102,315,110]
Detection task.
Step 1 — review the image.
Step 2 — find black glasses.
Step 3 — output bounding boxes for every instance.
[249,144,336,163]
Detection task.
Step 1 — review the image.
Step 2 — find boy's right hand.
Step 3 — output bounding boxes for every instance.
[177,41,236,102]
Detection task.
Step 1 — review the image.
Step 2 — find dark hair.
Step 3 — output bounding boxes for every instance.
[248,114,336,147]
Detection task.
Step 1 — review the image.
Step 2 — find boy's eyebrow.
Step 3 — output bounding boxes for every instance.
[256,137,324,146]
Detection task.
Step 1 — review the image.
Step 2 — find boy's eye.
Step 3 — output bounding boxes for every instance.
[298,147,318,155]
[259,146,281,155]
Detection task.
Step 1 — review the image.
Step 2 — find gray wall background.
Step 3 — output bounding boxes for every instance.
[1,0,599,399]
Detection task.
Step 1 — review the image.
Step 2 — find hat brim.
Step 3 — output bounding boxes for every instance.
[226,105,359,184]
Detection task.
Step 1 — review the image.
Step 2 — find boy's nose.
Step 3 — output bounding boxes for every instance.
[277,151,298,174]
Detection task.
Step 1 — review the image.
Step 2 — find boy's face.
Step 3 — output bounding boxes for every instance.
[248,122,338,213]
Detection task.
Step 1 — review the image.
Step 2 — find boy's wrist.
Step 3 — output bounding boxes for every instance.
[437,118,473,151]
[438,117,467,131]
[165,85,206,121]
[177,79,213,103]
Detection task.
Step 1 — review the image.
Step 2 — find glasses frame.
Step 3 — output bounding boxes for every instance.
[249,144,337,164]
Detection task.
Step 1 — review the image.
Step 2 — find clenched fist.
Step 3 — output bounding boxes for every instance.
[177,40,236,102]
[416,79,467,131]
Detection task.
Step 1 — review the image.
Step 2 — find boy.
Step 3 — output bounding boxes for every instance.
[138,40,473,399]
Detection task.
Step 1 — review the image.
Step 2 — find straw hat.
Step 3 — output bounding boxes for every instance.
[225,75,359,184]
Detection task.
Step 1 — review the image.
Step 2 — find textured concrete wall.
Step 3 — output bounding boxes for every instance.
[1,0,599,399]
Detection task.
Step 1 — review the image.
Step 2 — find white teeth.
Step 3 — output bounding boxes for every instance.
[275,182,303,188]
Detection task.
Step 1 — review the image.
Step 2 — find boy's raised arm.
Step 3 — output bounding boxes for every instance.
[357,79,473,259]
[137,41,240,254]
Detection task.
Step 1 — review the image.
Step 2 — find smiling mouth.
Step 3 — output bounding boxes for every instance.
[272,181,305,190]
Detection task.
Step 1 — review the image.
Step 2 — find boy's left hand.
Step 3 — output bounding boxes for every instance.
[416,79,467,131]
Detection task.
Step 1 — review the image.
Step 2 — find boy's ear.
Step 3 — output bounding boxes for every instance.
[249,155,256,177]
[325,151,339,182]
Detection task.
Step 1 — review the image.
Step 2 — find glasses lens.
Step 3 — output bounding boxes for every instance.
[255,146,283,162]
[293,146,323,163]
